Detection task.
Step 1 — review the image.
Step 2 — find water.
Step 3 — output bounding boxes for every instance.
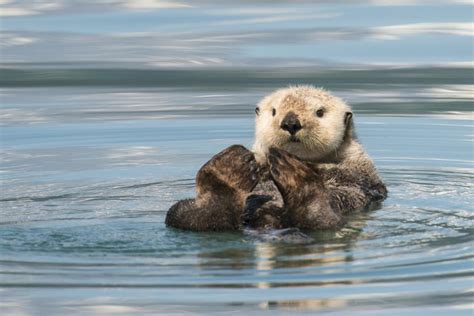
[0,67,473,315]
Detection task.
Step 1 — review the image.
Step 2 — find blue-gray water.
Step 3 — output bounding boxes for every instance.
[0,68,473,315]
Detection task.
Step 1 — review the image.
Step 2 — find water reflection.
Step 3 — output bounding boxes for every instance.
[196,211,372,287]
[1,1,472,67]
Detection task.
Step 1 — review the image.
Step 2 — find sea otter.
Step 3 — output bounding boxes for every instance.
[165,86,387,231]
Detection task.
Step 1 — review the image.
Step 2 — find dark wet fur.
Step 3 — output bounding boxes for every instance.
[166,145,387,232]
[166,145,259,231]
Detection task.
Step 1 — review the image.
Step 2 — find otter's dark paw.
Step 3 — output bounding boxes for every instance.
[242,194,274,225]
[267,147,316,197]
[198,145,260,193]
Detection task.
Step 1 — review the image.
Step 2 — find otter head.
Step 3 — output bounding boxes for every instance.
[252,86,354,163]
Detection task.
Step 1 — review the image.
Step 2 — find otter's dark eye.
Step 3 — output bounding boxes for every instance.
[272,108,276,116]
[255,107,260,115]
[316,109,324,118]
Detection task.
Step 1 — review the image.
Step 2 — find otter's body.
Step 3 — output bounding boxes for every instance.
[166,86,387,231]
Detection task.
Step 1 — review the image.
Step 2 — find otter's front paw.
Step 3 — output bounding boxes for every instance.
[267,148,344,229]
[242,194,273,225]
[267,147,317,198]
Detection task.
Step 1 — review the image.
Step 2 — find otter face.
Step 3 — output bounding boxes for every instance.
[253,86,353,162]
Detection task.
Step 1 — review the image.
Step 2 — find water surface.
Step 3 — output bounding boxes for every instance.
[0,68,473,315]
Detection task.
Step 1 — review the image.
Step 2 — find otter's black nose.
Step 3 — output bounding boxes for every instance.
[280,112,302,135]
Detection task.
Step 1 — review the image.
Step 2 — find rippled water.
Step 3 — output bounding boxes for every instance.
[0,68,473,315]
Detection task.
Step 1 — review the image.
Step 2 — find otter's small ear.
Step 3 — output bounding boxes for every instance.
[255,107,260,115]
[344,112,353,125]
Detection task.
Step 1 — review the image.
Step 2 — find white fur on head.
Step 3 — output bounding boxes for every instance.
[252,85,352,163]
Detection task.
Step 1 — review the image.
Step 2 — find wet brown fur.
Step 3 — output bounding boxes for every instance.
[165,145,260,231]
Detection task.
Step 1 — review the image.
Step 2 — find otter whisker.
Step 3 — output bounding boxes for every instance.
[308,136,326,151]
